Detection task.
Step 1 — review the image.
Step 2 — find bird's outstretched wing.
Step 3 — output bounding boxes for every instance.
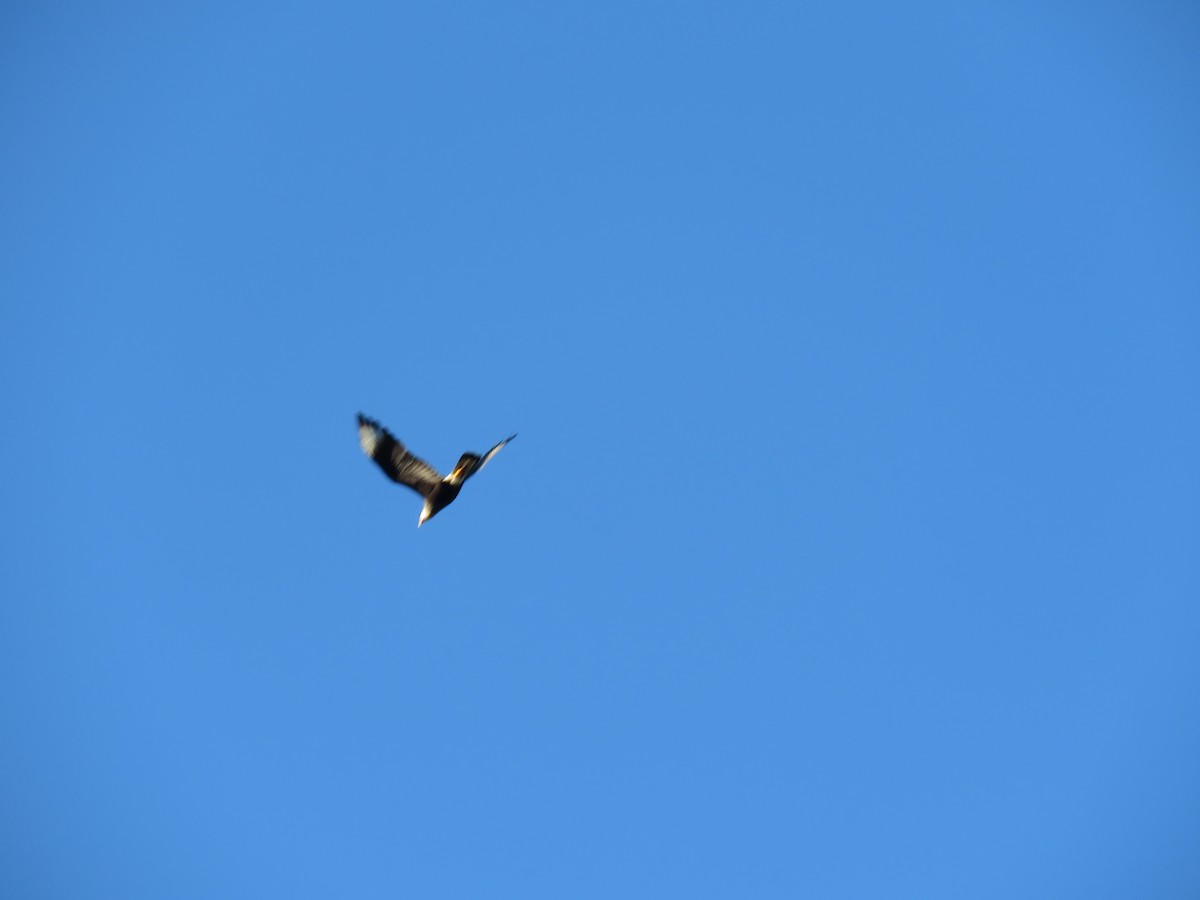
[448,434,517,484]
[357,414,443,497]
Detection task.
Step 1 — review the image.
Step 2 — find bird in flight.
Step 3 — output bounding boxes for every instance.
[356,413,516,526]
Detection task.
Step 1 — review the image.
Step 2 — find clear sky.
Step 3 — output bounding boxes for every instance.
[2,2,1198,898]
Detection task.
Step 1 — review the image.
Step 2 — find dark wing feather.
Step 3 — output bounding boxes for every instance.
[357,414,442,497]
[449,434,517,483]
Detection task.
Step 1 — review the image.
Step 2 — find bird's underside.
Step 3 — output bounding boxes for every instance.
[356,413,515,526]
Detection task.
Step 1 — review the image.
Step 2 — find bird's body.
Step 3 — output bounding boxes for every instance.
[356,413,515,526]
[419,479,462,526]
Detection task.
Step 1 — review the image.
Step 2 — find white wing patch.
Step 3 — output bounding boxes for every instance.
[481,434,516,469]
[358,421,380,457]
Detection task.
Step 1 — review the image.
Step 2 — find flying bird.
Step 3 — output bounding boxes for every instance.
[356,413,516,526]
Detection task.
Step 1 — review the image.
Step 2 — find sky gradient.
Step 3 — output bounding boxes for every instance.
[3,2,1199,898]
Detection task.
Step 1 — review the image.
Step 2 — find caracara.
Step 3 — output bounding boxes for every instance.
[356,413,516,526]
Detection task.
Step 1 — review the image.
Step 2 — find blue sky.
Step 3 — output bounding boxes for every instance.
[2,2,1199,897]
